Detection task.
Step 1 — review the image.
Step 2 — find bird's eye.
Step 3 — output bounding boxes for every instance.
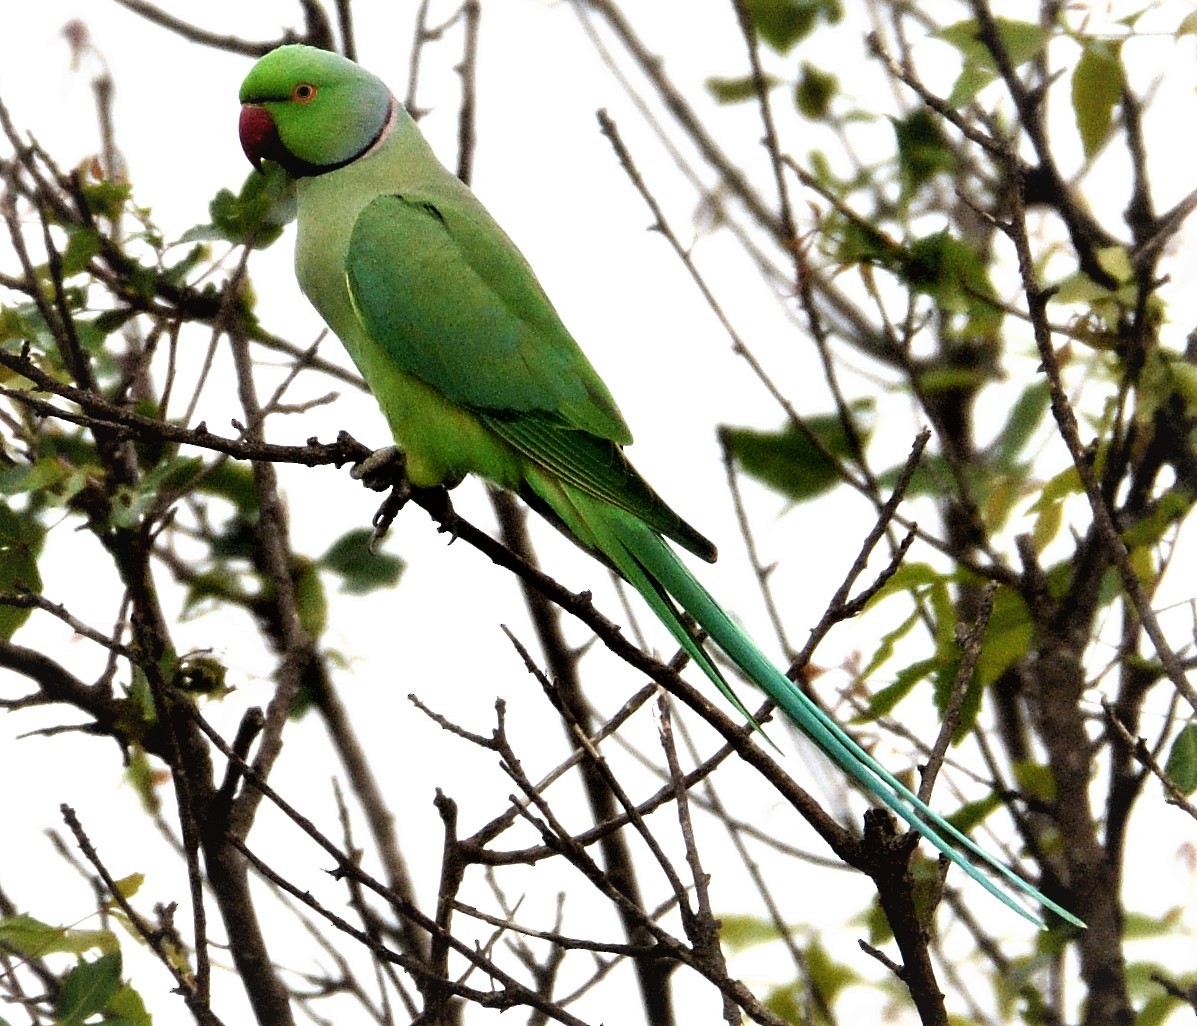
[292,83,318,103]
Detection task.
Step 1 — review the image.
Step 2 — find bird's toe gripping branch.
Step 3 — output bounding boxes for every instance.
[348,445,411,550]
[348,445,457,549]
[368,484,411,550]
[351,444,408,491]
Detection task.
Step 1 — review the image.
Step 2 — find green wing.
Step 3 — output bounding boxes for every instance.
[345,192,629,442]
[345,191,716,561]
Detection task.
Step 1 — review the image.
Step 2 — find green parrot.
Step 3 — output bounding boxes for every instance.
[238,44,1081,929]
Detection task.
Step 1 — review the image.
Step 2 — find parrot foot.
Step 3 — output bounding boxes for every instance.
[368,481,453,551]
[351,447,411,550]
[351,445,407,492]
[368,480,411,551]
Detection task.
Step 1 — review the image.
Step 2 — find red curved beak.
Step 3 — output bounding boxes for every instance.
[238,104,279,171]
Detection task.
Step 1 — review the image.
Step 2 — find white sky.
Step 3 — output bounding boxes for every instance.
[2,2,1197,1023]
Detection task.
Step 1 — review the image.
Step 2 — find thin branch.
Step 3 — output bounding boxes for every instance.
[108,0,327,56]
[60,805,227,1026]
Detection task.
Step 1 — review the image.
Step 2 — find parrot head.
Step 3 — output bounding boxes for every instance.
[239,44,393,177]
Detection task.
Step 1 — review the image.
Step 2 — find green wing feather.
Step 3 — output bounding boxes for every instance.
[345,191,716,560]
[346,192,629,442]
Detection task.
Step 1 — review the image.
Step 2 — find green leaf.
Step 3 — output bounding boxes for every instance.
[161,243,209,287]
[1120,490,1190,548]
[1053,268,1115,308]
[73,315,116,359]
[981,473,1021,533]
[935,18,1050,106]
[0,302,58,353]
[155,454,206,495]
[1137,992,1182,1026]
[859,900,892,945]
[760,943,860,1026]
[992,380,1051,467]
[862,560,946,609]
[0,306,27,346]
[105,982,152,1026]
[293,558,328,637]
[1012,760,1057,802]
[183,568,252,616]
[945,63,997,107]
[933,654,979,741]
[763,979,807,1025]
[743,0,842,54]
[829,216,904,267]
[1165,723,1197,794]
[974,586,1033,688]
[914,365,991,394]
[1122,906,1182,939]
[720,402,873,503]
[892,109,955,195]
[1126,960,1182,1003]
[80,181,132,221]
[1028,465,1083,551]
[860,606,920,679]
[908,852,949,924]
[110,874,145,901]
[1095,244,1134,284]
[718,913,787,952]
[124,746,162,815]
[864,657,939,720]
[946,792,1002,833]
[106,454,204,530]
[187,163,296,250]
[1169,361,1197,411]
[995,950,1056,1018]
[0,915,116,958]
[902,231,1000,339]
[1072,39,1124,159]
[57,952,122,1026]
[61,227,103,277]
[874,452,953,499]
[93,307,138,337]
[1030,465,1084,509]
[804,936,860,1010]
[705,74,778,103]
[795,63,837,119]
[318,528,405,595]
[195,460,260,516]
[1034,506,1066,559]
[0,501,43,640]
[121,667,158,730]
[0,457,70,496]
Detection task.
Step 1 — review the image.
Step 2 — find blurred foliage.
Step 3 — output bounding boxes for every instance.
[721,401,873,503]
[0,912,151,1026]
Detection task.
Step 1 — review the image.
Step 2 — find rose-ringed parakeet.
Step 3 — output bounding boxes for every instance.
[237,44,1081,929]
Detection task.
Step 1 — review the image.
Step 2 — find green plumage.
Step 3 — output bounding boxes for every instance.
[239,44,1083,930]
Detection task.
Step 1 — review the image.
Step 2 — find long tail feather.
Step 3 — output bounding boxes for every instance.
[561,488,1083,930]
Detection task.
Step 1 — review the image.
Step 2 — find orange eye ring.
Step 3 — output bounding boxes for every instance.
[292,83,318,103]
